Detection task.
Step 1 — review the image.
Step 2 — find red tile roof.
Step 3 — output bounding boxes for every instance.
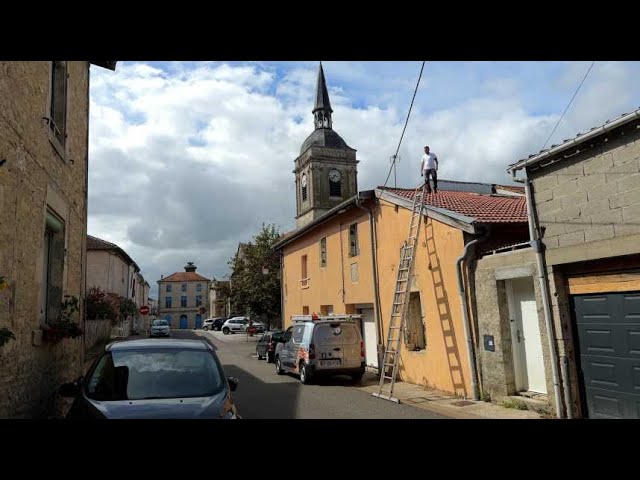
[161,272,210,282]
[380,186,527,223]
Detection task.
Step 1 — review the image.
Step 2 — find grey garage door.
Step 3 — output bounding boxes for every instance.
[573,292,640,418]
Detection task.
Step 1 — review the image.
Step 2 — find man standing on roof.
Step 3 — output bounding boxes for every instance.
[420,145,438,194]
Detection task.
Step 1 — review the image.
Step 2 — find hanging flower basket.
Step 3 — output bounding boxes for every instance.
[42,320,82,342]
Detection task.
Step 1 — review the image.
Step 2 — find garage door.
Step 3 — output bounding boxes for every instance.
[573,292,640,418]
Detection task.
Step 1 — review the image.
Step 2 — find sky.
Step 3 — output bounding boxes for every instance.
[87,61,640,298]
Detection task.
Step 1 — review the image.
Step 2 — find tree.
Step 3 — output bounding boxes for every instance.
[228,224,282,328]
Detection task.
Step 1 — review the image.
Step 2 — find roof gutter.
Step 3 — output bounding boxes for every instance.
[355,191,384,370]
[508,108,640,173]
[455,228,489,401]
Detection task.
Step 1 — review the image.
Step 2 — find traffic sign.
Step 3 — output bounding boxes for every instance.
[139,305,150,315]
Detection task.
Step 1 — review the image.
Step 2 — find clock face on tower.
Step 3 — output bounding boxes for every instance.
[301,174,307,187]
[329,169,341,182]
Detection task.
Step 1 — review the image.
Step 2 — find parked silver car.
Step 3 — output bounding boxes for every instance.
[150,319,170,337]
[59,338,240,419]
[221,317,266,335]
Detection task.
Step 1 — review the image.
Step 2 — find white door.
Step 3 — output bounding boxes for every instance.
[361,308,378,369]
[506,277,547,394]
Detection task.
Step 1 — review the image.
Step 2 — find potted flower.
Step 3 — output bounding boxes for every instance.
[43,295,83,343]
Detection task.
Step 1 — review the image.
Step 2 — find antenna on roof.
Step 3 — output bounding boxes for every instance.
[390,154,401,188]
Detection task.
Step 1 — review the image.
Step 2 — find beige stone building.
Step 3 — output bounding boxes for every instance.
[86,235,140,301]
[86,234,150,331]
[158,262,210,329]
[0,61,116,418]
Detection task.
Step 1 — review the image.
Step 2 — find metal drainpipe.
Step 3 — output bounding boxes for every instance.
[278,249,285,330]
[455,229,489,401]
[355,196,384,367]
[511,168,565,419]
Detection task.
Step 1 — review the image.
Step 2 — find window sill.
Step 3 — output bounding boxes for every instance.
[48,132,67,162]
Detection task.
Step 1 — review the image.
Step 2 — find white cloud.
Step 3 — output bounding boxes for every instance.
[88,61,640,296]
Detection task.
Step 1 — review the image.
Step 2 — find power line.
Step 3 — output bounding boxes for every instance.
[382,61,426,189]
[541,61,596,151]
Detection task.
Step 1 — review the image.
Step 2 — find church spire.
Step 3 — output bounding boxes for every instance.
[312,62,333,130]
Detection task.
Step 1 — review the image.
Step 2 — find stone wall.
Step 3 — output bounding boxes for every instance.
[0,62,90,418]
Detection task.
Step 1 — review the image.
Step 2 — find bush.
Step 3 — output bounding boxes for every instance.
[86,287,119,321]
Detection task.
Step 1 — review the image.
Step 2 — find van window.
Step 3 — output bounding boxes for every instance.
[292,325,305,344]
[314,323,359,345]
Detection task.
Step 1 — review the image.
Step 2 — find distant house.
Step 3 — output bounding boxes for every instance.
[0,61,117,418]
[157,262,211,329]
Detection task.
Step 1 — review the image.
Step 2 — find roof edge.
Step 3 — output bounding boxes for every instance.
[509,108,640,173]
[375,188,478,234]
[274,192,375,250]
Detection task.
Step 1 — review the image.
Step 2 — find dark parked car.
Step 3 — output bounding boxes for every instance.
[256,330,284,363]
[59,338,240,419]
[211,318,226,331]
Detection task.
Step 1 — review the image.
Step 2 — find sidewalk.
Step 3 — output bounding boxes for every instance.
[358,374,546,419]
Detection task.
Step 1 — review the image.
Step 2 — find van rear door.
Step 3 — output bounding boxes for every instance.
[313,323,361,369]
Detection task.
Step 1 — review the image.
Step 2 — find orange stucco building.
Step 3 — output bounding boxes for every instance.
[275,64,528,397]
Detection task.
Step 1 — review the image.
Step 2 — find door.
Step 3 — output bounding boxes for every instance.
[573,291,640,418]
[506,277,547,394]
[195,314,202,329]
[179,315,188,329]
[361,309,379,369]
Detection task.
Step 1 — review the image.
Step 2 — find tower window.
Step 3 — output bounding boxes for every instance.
[349,223,359,257]
[301,173,308,202]
[329,169,342,197]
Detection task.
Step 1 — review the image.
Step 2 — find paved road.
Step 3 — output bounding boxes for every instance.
[171,329,449,419]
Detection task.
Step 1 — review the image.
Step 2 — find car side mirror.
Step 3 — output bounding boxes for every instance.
[59,377,82,398]
[228,376,239,392]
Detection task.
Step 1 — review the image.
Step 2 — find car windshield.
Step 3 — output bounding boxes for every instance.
[152,320,168,327]
[86,348,225,401]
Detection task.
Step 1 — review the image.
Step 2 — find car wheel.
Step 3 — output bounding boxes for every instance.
[299,362,312,385]
[203,326,209,331]
[351,373,364,384]
[276,357,284,375]
[223,327,230,335]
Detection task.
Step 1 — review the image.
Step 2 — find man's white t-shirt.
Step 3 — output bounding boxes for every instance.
[422,152,438,171]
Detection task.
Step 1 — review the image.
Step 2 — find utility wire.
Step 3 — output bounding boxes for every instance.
[541,61,596,151]
[382,62,426,189]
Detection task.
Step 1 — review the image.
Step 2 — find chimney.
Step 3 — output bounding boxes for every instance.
[184,262,197,273]
[161,274,164,280]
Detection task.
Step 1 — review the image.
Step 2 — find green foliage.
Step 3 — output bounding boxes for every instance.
[86,287,120,321]
[0,327,15,347]
[119,297,138,318]
[228,224,282,326]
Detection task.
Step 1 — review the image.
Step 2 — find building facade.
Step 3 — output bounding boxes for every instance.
[157,262,210,329]
[507,109,640,418]
[0,61,116,418]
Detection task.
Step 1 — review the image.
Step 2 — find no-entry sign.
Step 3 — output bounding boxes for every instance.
[139,305,150,315]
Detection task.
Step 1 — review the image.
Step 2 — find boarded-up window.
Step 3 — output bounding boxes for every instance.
[351,263,359,283]
[319,237,327,267]
[405,292,426,350]
[302,306,310,315]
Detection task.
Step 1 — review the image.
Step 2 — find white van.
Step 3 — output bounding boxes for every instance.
[274,314,365,384]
